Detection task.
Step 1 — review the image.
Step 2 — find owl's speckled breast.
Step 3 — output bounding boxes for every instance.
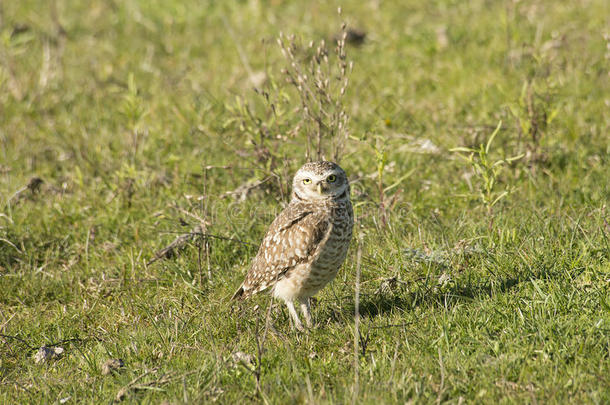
[300,200,354,295]
[316,202,353,265]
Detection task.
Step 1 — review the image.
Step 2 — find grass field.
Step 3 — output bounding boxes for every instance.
[1,0,609,403]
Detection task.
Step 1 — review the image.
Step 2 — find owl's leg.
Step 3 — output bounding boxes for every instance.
[285,300,304,331]
[300,299,312,328]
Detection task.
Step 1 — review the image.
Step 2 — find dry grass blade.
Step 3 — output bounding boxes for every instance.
[352,235,363,405]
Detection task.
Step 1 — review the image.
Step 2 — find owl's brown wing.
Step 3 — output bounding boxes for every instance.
[231,202,330,300]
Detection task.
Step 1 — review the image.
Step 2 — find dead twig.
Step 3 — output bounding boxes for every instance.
[221,178,271,202]
[148,228,256,266]
[0,334,34,352]
[147,225,205,265]
[115,368,200,402]
[352,234,362,405]
[0,334,95,354]
[6,177,44,204]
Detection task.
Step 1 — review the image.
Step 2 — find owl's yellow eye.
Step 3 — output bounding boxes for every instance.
[303,178,312,184]
[327,174,337,183]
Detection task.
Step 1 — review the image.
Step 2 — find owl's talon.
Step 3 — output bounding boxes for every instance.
[300,299,313,328]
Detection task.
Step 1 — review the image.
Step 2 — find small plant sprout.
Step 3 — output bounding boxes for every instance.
[120,73,147,164]
[451,121,524,220]
[508,79,559,163]
[372,136,389,227]
[353,133,413,229]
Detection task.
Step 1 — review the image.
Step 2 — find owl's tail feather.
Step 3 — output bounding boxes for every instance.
[231,286,245,300]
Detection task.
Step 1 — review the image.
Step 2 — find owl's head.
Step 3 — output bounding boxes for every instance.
[292,161,350,202]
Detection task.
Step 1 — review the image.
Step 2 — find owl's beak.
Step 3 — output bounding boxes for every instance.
[316,182,330,194]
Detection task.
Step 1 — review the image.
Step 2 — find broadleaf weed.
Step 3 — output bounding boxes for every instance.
[451,121,524,222]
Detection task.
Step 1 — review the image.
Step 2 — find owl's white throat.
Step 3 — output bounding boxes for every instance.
[293,185,349,202]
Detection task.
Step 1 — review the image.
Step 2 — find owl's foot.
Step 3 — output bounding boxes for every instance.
[300,299,313,329]
[286,301,308,332]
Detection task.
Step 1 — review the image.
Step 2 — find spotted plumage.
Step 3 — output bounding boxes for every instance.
[232,161,354,330]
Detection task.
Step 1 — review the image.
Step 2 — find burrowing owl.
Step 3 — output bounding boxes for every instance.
[232,161,353,330]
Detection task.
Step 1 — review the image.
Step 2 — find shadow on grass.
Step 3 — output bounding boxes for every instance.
[335,266,565,321]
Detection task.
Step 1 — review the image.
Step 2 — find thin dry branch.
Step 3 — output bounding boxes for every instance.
[147,225,205,265]
[115,368,201,401]
[352,235,363,405]
[148,227,255,266]
[276,16,352,162]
